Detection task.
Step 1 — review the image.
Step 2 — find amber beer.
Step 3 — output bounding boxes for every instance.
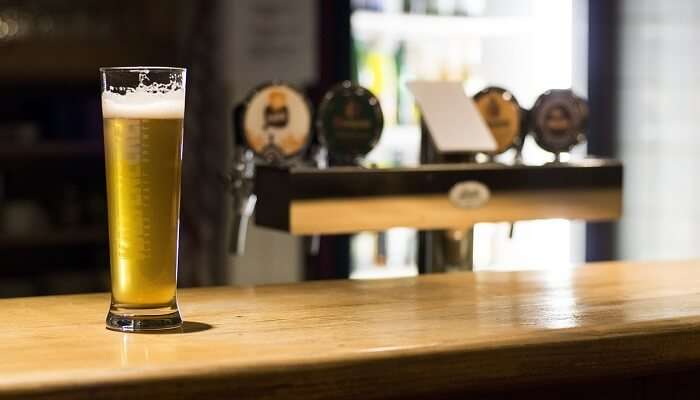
[101,67,185,332]
[103,118,183,304]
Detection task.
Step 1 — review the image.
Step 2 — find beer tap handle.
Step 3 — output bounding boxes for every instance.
[228,147,256,255]
[231,192,257,256]
[228,101,257,255]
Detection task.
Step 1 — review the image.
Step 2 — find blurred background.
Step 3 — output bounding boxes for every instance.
[0,0,692,297]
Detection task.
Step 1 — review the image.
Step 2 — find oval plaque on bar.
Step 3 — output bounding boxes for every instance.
[448,181,491,209]
[316,81,383,164]
[241,82,312,163]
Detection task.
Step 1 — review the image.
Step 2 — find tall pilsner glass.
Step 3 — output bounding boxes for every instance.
[100,67,186,332]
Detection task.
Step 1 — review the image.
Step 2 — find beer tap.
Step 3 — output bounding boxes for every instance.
[316,81,385,271]
[227,83,313,255]
[429,87,526,272]
[529,89,589,163]
[228,146,256,255]
[226,103,252,255]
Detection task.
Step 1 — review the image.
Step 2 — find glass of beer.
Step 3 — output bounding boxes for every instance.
[100,67,186,332]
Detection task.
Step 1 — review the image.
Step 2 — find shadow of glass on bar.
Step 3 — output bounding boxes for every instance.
[100,67,186,332]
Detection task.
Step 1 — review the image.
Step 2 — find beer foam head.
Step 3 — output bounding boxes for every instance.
[102,89,185,119]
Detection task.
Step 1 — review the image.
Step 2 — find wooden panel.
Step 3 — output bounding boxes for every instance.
[289,188,621,234]
[4,261,700,398]
[254,160,623,233]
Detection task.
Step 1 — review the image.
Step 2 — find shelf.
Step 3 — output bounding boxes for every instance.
[0,226,107,248]
[0,141,103,161]
[351,10,535,41]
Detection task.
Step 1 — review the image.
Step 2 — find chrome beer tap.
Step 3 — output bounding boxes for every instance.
[228,146,256,255]
[227,83,313,255]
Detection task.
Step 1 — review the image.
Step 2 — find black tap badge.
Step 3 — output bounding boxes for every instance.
[530,89,587,154]
[317,81,383,162]
[242,83,311,163]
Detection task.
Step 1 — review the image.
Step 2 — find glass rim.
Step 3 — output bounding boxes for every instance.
[100,66,186,73]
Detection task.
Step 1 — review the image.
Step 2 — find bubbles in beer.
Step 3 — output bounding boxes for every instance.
[102,69,185,119]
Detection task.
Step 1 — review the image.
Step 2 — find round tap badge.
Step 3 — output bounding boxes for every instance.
[316,81,383,162]
[242,83,312,163]
[473,86,523,154]
[530,89,587,154]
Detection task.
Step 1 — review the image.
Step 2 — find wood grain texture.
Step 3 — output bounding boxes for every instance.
[290,188,621,234]
[3,260,700,399]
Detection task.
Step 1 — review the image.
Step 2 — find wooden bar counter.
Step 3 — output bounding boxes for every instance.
[4,260,700,399]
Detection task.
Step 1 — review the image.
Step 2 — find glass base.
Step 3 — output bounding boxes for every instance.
[106,302,182,332]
